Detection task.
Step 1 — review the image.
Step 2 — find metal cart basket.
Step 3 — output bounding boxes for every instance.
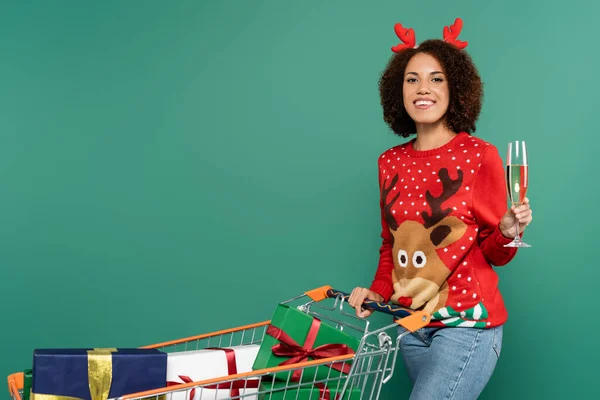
[7,286,430,400]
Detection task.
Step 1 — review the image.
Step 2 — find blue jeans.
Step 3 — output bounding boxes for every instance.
[397,325,503,399]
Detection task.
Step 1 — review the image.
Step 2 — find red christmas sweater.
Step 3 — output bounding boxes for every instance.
[369,132,517,328]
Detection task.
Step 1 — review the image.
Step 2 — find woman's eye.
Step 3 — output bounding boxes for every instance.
[406,78,417,83]
[432,77,443,82]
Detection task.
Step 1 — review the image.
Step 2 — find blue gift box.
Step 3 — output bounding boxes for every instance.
[31,348,167,400]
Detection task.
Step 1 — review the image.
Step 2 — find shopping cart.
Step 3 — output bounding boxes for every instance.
[7,286,430,400]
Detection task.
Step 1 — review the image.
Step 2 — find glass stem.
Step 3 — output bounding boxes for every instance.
[513,219,520,242]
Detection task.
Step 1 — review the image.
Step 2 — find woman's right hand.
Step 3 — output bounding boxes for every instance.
[348,287,384,318]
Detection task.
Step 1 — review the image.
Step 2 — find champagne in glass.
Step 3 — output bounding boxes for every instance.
[504,140,531,247]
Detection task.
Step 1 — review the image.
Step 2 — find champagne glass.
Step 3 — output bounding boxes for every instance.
[504,140,531,248]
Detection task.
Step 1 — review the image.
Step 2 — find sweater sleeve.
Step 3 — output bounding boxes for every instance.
[369,158,395,303]
[471,145,518,266]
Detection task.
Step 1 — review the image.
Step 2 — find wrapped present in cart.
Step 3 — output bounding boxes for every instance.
[7,285,430,400]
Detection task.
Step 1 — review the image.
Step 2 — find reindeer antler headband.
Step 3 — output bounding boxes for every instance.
[391,17,468,52]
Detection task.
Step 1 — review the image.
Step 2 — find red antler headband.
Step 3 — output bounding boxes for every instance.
[391,17,468,52]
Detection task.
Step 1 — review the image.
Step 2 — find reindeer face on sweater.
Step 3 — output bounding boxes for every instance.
[382,168,468,313]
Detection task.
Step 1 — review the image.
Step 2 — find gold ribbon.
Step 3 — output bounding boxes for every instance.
[87,348,117,400]
[31,349,117,400]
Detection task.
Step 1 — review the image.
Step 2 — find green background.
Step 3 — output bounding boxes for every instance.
[0,1,595,399]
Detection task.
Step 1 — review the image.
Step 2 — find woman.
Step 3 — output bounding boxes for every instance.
[348,19,533,399]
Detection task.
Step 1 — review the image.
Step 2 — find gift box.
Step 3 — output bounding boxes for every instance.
[258,381,362,400]
[252,304,360,382]
[31,348,167,400]
[23,369,32,400]
[166,345,260,400]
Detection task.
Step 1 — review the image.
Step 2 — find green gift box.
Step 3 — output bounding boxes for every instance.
[23,369,32,400]
[252,304,360,382]
[258,381,361,400]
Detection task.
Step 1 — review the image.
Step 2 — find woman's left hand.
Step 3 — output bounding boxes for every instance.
[500,197,533,238]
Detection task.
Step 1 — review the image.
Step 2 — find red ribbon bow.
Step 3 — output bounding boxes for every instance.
[266,317,355,381]
[167,347,259,399]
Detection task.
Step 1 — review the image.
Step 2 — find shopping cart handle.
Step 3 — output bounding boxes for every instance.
[326,288,414,319]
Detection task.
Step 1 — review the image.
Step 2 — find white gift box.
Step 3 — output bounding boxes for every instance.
[166,345,260,400]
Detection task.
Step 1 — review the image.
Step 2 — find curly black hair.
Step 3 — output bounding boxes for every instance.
[378,39,483,138]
